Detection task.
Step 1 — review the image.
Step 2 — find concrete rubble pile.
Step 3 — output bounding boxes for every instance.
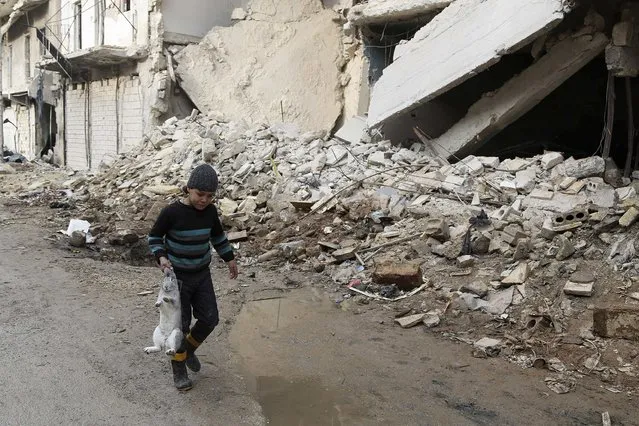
[4,108,639,392]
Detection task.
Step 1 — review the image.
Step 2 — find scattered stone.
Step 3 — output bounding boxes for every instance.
[555,236,575,261]
[109,230,139,246]
[501,263,530,286]
[619,207,639,227]
[333,247,357,262]
[373,261,422,290]
[0,163,16,174]
[460,281,489,298]
[258,249,280,262]
[570,270,595,283]
[423,313,441,328]
[593,306,639,340]
[473,337,502,357]
[69,231,86,248]
[477,156,500,169]
[394,313,426,328]
[424,218,450,242]
[563,281,594,297]
[456,255,475,268]
[146,185,181,195]
[228,231,248,242]
[541,152,564,170]
[563,156,605,179]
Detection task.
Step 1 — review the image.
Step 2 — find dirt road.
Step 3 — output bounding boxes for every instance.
[0,203,636,425]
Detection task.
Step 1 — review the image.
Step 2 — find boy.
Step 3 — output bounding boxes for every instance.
[148,164,239,391]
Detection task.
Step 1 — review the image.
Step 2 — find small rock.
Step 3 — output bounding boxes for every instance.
[373,261,422,290]
[501,262,530,286]
[333,247,357,262]
[423,314,441,328]
[69,231,86,248]
[460,281,489,298]
[394,313,426,328]
[457,255,475,268]
[570,270,595,283]
[258,249,280,262]
[473,337,502,357]
[541,152,564,170]
[555,236,575,261]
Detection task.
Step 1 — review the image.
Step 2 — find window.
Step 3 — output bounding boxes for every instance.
[74,1,82,50]
[25,35,30,79]
[122,0,130,12]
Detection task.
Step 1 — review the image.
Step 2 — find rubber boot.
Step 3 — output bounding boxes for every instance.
[171,358,193,391]
[185,334,201,373]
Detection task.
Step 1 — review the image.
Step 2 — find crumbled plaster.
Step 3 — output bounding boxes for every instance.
[174,0,345,133]
[348,0,453,25]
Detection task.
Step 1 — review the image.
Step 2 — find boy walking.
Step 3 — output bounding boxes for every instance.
[148,164,239,391]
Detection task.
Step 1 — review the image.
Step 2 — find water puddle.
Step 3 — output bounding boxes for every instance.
[230,290,372,425]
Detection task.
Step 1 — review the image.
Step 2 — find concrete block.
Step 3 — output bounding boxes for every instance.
[455,155,484,176]
[563,157,605,179]
[552,209,588,227]
[593,306,639,340]
[530,189,554,200]
[501,262,529,285]
[619,207,639,227]
[476,156,500,168]
[515,169,536,194]
[563,281,593,296]
[442,175,467,193]
[541,151,564,170]
[425,218,450,242]
[373,261,423,290]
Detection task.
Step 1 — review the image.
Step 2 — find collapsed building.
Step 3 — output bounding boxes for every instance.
[0,0,251,168]
[1,0,639,178]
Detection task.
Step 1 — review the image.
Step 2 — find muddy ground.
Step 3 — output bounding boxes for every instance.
[0,190,637,425]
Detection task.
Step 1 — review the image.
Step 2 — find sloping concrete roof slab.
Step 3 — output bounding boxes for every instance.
[367,0,567,128]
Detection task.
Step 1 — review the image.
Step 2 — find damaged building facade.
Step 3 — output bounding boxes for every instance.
[0,0,249,169]
[3,0,639,175]
[348,0,639,178]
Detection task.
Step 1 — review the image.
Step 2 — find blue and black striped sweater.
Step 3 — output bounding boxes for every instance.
[148,201,234,273]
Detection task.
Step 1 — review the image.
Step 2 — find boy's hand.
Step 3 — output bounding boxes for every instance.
[159,256,173,272]
[227,260,239,280]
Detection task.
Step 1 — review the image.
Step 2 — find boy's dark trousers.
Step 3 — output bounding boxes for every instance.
[173,268,219,371]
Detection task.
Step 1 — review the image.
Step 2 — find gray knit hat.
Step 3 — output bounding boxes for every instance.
[187,164,218,192]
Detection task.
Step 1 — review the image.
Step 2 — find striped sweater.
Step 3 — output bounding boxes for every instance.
[148,201,234,273]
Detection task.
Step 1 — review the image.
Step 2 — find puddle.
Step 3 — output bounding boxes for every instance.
[230,290,372,425]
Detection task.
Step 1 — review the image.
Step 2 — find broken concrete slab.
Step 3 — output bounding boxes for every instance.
[395,313,426,328]
[564,156,606,179]
[348,0,452,25]
[427,33,608,158]
[334,116,367,144]
[522,192,588,213]
[593,306,639,340]
[541,152,564,170]
[174,0,343,133]
[227,231,249,242]
[460,281,489,298]
[474,337,502,356]
[563,281,594,297]
[619,207,639,227]
[373,261,423,290]
[501,262,530,285]
[368,0,567,128]
[333,247,358,262]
